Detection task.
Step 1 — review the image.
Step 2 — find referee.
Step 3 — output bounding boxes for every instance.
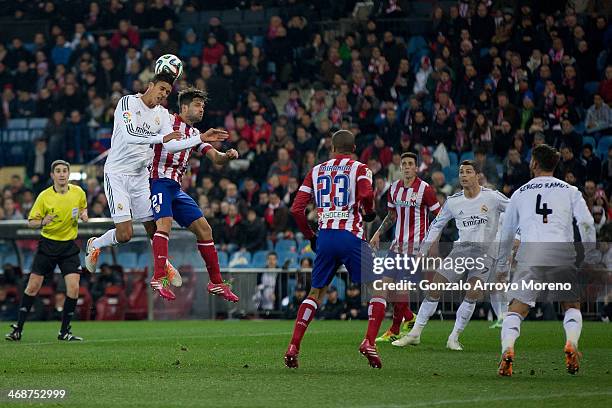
[6,160,88,342]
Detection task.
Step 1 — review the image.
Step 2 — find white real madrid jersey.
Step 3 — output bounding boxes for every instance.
[420,187,509,257]
[105,94,171,175]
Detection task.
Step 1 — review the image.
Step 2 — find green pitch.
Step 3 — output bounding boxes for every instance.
[1,320,611,407]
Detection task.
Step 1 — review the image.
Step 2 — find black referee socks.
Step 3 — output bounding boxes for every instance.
[16,293,35,331]
[60,296,78,334]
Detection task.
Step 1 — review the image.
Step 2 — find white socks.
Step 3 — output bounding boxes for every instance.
[410,298,439,337]
[93,229,118,249]
[490,291,507,320]
[563,308,582,347]
[501,312,523,352]
[450,300,476,340]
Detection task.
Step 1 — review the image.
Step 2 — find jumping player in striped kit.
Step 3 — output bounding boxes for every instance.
[284,130,383,369]
[370,152,440,342]
[149,87,239,302]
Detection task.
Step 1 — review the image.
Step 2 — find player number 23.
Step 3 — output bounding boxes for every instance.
[316,174,349,207]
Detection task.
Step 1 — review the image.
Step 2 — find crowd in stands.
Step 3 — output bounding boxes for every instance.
[1,1,612,319]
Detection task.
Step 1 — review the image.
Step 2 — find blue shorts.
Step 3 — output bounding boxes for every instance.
[311,229,375,289]
[150,178,203,228]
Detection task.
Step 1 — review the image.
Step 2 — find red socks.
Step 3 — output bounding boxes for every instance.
[152,232,169,280]
[390,302,408,334]
[366,297,387,344]
[197,240,223,284]
[290,297,318,349]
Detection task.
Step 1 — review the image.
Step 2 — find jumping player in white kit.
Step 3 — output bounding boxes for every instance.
[84,72,227,300]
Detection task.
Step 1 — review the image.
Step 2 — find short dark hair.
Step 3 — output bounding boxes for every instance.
[178,87,208,109]
[531,144,560,172]
[331,130,355,153]
[51,159,70,172]
[400,152,418,164]
[460,159,481,173]
[152,72,176,86]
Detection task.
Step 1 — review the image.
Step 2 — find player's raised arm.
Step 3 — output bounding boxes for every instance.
[290,169,316,240]
[205,146,239,164]
[418,201,453,256]
[163,127,229,153]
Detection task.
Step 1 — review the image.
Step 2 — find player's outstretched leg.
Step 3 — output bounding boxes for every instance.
[563,306,583,374]
[150,231,176,301]
[498,310,524,376]
[392,297,438,347]
[360,297,386,368]
[285,296,319,368]
[198,241,239,303]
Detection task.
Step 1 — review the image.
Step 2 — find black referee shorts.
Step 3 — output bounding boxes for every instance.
[31,237,82,278]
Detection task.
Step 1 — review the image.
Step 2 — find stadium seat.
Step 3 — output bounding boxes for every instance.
[220,9,243,24]
[126,278,148,320]
[583,81,600,97]
[7,118,27,129]
[217,251,229,268]
[27,117,48,129]
[329,276,346,301]
[229,250,252,268]
[96,285,128,320]
[154,266,196,319]
[442,167,455,184]
[460,151,474,162]
[597,136,612,160]
[582,136,597,149]
[407,35,427,56]
[76,286,93,321]
[447,151,458,168]
[275,239,297,254]
[136,253,150,269]
[98,249,114,267]
[251,250,269,268]
[117,252,138,270]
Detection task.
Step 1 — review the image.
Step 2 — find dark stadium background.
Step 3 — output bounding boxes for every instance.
[0,0,610,322]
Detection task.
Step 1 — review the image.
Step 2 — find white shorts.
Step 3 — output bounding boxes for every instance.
[104,172,153,223]
[437,249,494,283]
[506,264,580,308]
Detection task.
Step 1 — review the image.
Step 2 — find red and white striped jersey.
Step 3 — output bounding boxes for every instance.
[387,177,440,254]
[150,114,212,183]
[297,156,374,240]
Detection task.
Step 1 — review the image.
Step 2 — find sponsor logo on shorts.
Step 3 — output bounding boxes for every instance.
[154,205,161,213]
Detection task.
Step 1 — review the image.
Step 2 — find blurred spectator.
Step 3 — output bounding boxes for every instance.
[254,252,279,312]
[319,286,344,320]
[240,208,267,252]
[90,263,123,303]
[283,284,307,319]
[502,148,530,196]
[268,148,299,187]
[585,94,612,135]
[344,283,366,320]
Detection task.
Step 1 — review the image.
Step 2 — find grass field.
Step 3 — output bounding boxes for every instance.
[1,320,611,407]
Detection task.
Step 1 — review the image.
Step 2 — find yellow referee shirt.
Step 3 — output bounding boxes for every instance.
[28,185,87,241]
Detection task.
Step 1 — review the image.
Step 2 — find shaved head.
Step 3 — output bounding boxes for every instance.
[331,130,355,154]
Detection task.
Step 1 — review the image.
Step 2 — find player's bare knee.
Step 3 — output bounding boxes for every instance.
[427,290,441,302]
[508,299,529,317]
[191,217,212,241]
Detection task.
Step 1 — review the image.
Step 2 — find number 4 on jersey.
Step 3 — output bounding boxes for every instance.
[535,193,552,223]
